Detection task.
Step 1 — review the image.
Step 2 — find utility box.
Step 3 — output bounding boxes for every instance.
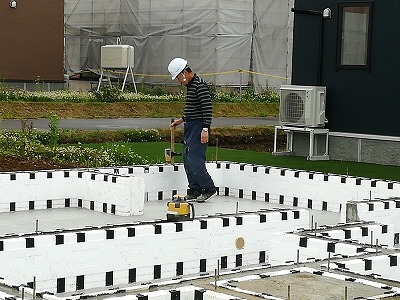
[101,45,135,69]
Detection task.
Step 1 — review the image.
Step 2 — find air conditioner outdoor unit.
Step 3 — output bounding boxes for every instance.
[101,45,134,69]
[279,85,327,127]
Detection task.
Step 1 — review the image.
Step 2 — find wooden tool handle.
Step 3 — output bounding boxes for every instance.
[170,118,175,163]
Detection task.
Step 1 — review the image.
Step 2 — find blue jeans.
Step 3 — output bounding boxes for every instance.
[183,120,216,193]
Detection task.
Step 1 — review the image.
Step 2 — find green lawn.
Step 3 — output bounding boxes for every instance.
[79,142,400,181]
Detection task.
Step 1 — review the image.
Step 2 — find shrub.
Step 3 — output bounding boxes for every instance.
[137,84,169,96]
[57,129,160,144]
[0,86,278,103]
[123,129,160,142]
[41,145,148,167]
[209,86,279,103]
[46,112,60,147]
[239,88,280,103]
[92,86,123,103]
[0,126,160,167]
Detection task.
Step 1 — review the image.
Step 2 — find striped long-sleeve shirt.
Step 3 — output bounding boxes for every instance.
[184,74,213,128]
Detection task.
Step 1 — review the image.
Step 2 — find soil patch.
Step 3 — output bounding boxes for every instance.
[0,156,83,172]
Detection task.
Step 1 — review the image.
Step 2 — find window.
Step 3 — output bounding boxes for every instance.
[337,3,373,69]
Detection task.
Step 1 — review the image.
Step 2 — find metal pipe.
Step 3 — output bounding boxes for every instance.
[239,69,242,99]
[317,13,324,85]
[311,215,314,230]
[291,8,322,16]
[33,276,36,299]
[214,269,217,289]
[315,222,317,236]
[328,252,331,271]
[215,138,219,162]
[249,0,256,88]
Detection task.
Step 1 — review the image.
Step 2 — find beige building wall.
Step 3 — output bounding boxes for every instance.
[0,0,64,82]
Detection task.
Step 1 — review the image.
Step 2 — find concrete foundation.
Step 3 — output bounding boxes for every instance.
[0,162,399,299]
[291,131,400,166]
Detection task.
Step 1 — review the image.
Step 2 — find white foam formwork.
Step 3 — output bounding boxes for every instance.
[0,209,309,293]
[0,169,145,216]
[98,163,399,213]
[0,162,399,295]
[320,223,393,246]
[268,228,393,267]
[331,254,400,281]
[211,164,398,213]
[348,198,400,237]
[6,162,394,214]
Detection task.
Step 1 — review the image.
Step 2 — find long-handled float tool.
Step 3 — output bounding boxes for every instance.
[165,118,181,164]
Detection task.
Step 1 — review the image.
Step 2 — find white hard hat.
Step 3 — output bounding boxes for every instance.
[168,58,188,80]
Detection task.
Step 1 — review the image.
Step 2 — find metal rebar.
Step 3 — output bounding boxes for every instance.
[33,276,36,299]
[328,252,331,271]
[214,269,217,289]
[217,259,220,279]
[314,222,317,236]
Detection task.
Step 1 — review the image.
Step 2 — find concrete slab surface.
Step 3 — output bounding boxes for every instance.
[0,195,340,236]
[1,195,399,300]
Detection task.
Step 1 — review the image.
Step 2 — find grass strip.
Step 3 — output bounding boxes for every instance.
[79,142,400,181]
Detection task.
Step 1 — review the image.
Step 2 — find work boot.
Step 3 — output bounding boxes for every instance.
[186,189,201,201]
[196,190,217,203]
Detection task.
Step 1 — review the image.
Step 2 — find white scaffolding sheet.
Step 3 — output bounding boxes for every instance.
[64,0,294,90]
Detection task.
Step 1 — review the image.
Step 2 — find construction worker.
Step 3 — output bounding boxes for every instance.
[168,58,217,202]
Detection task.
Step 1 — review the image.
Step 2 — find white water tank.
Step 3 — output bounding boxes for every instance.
[101,45,135,69]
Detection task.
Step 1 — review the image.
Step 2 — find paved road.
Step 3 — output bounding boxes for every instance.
[1,117,279,131]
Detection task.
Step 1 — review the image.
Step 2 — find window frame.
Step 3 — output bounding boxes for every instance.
[336,2,373,70]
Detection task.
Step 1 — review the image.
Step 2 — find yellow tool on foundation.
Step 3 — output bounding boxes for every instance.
[166,194,195,221]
